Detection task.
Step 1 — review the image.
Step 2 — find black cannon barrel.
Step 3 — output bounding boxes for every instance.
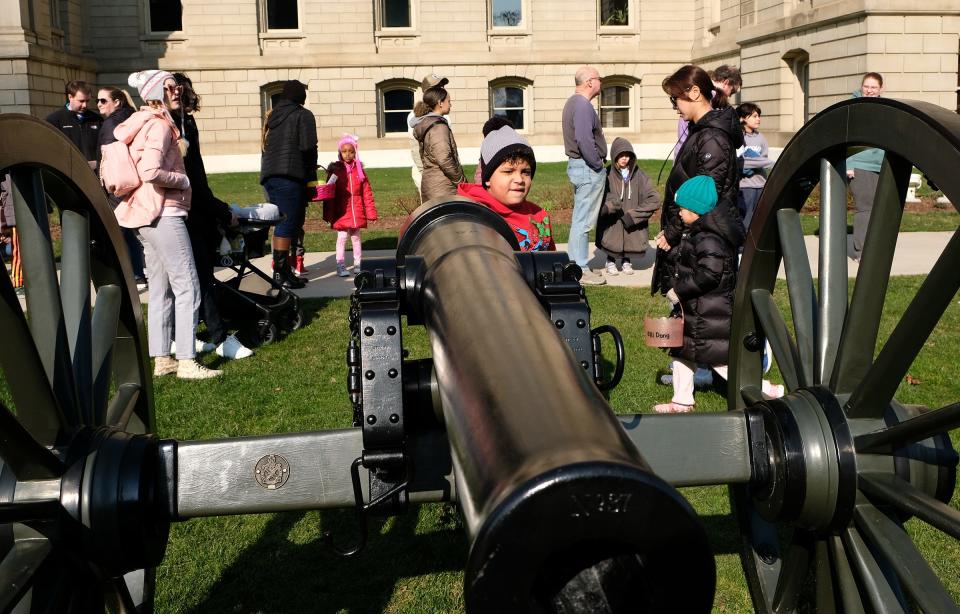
[397,200,715,612]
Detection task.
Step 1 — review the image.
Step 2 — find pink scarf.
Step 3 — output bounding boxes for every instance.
[337,133,365,183]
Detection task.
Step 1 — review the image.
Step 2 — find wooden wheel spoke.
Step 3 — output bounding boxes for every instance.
[103,573,138,614]
[751,289,803,390]
[740,385,765,405]
[816,157,849,385]
[776,209,815,387]
[853,504,956,613]
[0,276,67,446]
[0,401,62,480]
[771,531,813,612]
[858,473,960,540]
[855,402,960,451]
[841,525,906,614]
[10,169,82,427]
[105,383,141,430]
[91,285,122,423]
[59,210,94,425]
[813,538,838,613]
[831,155,912,394]
[845,230,960,419]
[0,535,52,613]
[827,534,865,614]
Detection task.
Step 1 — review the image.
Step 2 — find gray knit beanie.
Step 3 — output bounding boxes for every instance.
[480,126,536,186]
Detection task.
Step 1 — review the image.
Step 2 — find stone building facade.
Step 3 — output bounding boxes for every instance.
[1,0,958,158]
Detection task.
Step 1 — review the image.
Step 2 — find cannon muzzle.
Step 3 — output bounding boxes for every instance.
[398,200,716,612]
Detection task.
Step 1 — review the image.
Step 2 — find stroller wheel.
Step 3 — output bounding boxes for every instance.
[284,307,304,332]
[256,319,279,346]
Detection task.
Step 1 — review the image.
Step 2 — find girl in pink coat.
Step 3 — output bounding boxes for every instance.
[323,134,378,277]
[114,69,220,380]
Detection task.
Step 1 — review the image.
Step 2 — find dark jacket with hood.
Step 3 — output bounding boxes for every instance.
[412,113,465,202]
[259,99,318,185]
[652,106,745,296]
[47,106,103,163]
[669,216,738,366]
[596,137,661,257]
[171,109,234,247]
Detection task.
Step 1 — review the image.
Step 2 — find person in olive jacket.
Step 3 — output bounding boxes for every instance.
[260,80,317,289]
[411,86,465,202]
[595,137,661,275]
[653,65,744,297]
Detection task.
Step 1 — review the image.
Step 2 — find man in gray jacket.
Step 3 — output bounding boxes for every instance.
[562,66,608,284]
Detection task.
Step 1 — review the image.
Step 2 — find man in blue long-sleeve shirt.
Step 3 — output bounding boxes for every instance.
[562,66,608,285]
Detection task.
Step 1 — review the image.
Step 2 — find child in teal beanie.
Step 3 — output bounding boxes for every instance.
[654,175,783,412]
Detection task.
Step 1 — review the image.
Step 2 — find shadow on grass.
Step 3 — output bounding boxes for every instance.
[185,507,465,613]
[699,513,744,556]
[364,236,399,251]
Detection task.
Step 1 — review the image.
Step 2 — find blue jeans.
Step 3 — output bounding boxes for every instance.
[263,176,306,239]
[566,158,607,267]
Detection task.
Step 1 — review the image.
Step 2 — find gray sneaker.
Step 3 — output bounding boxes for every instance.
[579,268,607,286]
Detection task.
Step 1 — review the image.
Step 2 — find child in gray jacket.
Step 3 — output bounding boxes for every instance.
[595,137,661,275]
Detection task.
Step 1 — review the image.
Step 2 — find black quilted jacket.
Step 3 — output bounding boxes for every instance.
[652,107,745,296]
[259,100,318,185]
[669,222,739,366]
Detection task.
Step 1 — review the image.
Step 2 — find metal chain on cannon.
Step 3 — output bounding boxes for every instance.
[327,262,409,556]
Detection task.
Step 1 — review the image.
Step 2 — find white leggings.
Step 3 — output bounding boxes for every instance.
[335,229,361,265]
[671,358,727,406]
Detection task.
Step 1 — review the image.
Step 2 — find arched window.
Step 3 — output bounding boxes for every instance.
[783,49,810,131]
[598,77,638,129]
[260,81,285,123]
[489,78,532,131]
[377,79,418,136]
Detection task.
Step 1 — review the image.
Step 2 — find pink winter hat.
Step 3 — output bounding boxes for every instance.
[128,70,174,103]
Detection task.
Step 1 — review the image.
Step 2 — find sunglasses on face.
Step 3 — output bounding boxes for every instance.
[97,98,111,104]
[164,84,180,93]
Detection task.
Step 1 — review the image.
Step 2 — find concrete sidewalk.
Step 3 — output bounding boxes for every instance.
[211,231,954,300]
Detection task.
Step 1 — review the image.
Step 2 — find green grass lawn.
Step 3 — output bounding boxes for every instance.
[209,162,957,253]
[153,277,960,613]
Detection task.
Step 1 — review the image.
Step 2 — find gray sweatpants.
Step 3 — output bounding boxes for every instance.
[849,169,879,258]
[138,215,201,360]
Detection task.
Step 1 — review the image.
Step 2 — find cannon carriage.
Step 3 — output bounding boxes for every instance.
[0,97,958,612]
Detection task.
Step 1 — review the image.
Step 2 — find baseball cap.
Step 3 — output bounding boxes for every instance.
[421,74,449,90]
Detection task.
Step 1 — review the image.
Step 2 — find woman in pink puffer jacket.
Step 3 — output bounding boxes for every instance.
[113,69,220,380]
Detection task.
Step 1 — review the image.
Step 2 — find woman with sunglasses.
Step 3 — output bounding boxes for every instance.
[113,70,221,380]
[653,64,745,294]
[651,64,748,412]
[97,86,147,289]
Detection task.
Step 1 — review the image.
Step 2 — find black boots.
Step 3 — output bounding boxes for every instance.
[273,250,305,289]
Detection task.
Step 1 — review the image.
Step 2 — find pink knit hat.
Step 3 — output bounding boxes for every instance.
[337,133,365,183]
[128,70,174,103]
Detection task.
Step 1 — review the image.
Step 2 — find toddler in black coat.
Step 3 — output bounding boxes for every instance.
[654,175,738,413]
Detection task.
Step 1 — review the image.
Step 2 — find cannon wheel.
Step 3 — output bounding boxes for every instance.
[728,98,960,612]
[0,115,156,611]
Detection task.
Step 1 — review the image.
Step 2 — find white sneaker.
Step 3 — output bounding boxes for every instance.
[621,261,634,275]
[171,339,216,354]
[605,261,619,276]
[579,269,607,286]
[216,334,253,360]
[177,359,223,380]
[153,356,178,377]
[336,263,350,277]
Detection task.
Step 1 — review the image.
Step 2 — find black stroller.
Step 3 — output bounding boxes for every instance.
[213,215,303,346]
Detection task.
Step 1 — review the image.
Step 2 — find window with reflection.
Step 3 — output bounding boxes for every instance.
[491,85,525,130]
[599,85,630,128]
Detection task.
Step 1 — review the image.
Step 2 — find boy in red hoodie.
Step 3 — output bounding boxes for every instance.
[457,126,554,252]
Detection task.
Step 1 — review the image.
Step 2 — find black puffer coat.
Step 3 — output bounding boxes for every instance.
[595,137,661,258]
[652,107,744,295]
[171,110,234,248]
[669,221,738,366]
[259,99,318,185]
